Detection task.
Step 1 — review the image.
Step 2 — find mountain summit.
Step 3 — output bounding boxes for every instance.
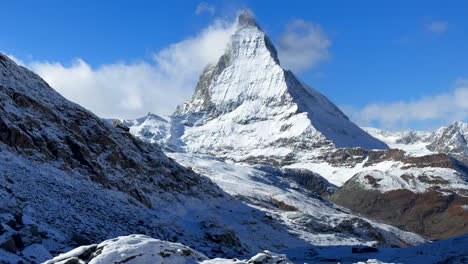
[168,13,387,163]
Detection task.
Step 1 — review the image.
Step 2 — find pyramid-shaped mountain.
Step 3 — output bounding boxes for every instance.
[129,12,388,164]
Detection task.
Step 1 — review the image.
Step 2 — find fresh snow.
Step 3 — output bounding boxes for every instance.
[44,233,468,264]
[127,12,388,166]
[44,234,294,264]
[168,152,426,247]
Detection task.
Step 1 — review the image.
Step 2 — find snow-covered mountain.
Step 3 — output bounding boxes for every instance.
[121,13,468,241]
[364,122,468,163]
[126,12,387,165]
[0,51,428,264]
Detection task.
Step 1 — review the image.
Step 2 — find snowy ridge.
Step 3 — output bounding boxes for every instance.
[363,127,432,156]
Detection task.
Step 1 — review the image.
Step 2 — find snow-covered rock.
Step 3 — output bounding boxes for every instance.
[43,233,468,264]
[426,121,468,163]
[168,152,425,248]
[43,234,295,264]
[0,49,427,264]
[126,12,387,165]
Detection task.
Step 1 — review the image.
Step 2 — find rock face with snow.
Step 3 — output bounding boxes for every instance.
[1,53,321,263]
[121,13,468,242]
[0,52,427,264]
[130,12,387,165]
[426,121,468,163]
[329,149,468,239]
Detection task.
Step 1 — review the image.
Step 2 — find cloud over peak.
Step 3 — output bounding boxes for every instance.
[30,19,235,119]
[9,12,330,120]
[277,19,331,73]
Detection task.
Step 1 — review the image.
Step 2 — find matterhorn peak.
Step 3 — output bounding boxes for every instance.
[236,10,260,29]
[168,13,388,163]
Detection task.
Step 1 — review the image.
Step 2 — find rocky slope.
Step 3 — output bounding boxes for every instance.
[0,53,319,263]
[328,149,468,239]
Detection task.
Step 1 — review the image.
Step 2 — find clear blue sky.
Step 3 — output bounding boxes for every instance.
[2,0,468,130]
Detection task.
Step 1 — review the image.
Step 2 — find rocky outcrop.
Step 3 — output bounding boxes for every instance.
[43,234,294,264]
[330,171,468,240]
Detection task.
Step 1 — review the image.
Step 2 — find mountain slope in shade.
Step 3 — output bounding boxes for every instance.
[0,52,425,264]
[128,12,387,165]
[0,53,315,262]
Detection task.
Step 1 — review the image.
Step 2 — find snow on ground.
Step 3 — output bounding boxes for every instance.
[168,153,425,248]
[285,157,468,194]
[43,233,468,264]
[284,159,375,187]
[43,234,294,264]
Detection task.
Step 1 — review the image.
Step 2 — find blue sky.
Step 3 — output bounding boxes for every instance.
[2,0,468,130]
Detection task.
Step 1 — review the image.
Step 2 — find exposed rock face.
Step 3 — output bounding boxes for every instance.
[331,184,468,240]
[329,150,468,239]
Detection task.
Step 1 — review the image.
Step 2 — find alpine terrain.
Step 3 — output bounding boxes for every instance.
[0,47,427,264]
[123,11,468,243]
[1,10,467,264]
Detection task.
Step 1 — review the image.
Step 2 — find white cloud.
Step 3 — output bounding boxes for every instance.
[9,13,331,120]
[277,19,331,73]
[26,19,235,119]
[195,2,215,15]
[345,79,468,130]
[426,20,448,34]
